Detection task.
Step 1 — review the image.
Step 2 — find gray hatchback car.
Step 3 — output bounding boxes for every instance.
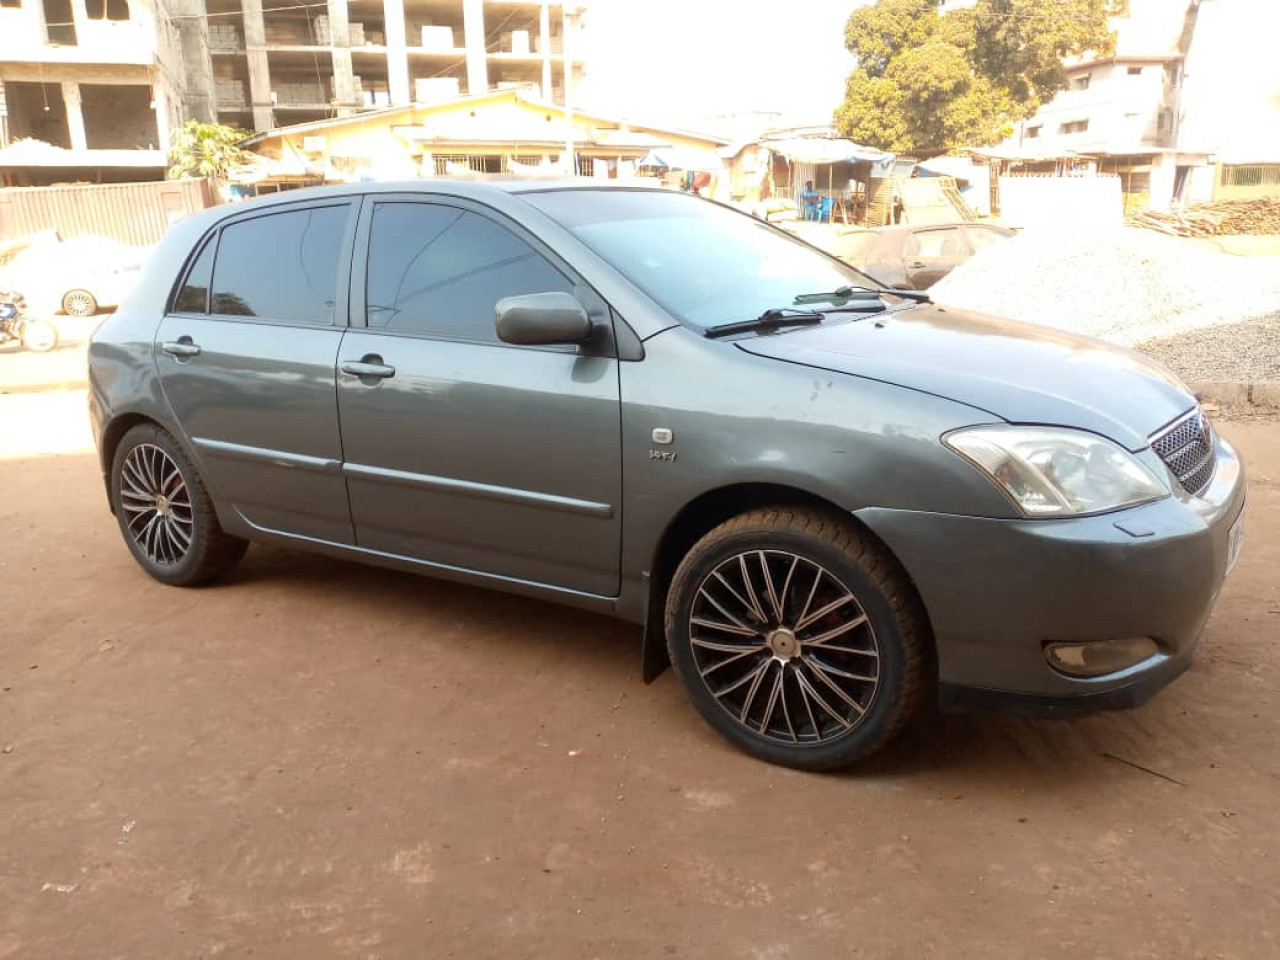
[89,181,1246,770]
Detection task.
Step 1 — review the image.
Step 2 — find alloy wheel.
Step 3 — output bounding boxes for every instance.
[688,550,881,745]
[63,290,96,317]
[119,443,194,566]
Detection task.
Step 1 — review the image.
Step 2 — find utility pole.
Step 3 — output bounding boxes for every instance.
[563,3,578,175]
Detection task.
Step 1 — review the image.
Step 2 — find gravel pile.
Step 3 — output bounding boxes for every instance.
[1136,313,1280,382]
[930,226,1280,354]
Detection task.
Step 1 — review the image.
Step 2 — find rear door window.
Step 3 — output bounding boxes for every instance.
[173,238,214,314]
[210,205,349,323]
[365,201,572,342]
[905,228,965,258]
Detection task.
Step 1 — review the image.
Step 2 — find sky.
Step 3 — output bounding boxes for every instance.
[574,0,864,135]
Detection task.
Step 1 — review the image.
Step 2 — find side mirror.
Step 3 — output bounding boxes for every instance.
[495,292,593,346]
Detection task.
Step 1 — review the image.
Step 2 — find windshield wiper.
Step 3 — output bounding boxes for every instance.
[794,285,931,304]
[703,301,891,339]
[704,308,824,339]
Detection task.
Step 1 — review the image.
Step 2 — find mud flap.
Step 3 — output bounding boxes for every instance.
[640,571,670,684]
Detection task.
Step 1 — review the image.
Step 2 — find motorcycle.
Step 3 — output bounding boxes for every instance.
[0,290,59,353]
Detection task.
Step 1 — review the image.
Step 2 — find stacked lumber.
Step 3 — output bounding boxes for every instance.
[1128,197,1280,237]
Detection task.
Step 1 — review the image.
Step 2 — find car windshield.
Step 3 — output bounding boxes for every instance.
[522,189,886,330]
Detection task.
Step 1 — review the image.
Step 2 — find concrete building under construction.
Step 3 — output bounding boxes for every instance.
[0,0,584,185]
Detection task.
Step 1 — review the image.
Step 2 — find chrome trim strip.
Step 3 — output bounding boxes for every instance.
[191,437,343,475]
[342,462,614,518]
[1148,407,1199,445]
[232,507,619,604]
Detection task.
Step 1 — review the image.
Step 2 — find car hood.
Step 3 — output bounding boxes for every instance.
[735,303,1193,451]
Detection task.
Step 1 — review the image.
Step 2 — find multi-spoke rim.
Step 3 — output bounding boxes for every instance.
[63,291,95,317]
[119,443,194,566]
[689,550,880,746]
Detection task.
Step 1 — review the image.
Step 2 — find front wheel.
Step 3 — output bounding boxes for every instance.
[20,319,59,353]
[110,423,247,586]
[664,508,929,771]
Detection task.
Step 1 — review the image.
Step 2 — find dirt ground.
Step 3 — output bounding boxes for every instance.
[1,391,1278,960]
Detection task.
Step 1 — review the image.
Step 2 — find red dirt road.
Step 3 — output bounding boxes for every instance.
[2,393,1278,959]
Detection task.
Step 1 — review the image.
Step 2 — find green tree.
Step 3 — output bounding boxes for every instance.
[167,119,255,181]
[835,0,1118,155]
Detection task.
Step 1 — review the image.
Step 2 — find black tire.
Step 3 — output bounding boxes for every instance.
[664,507,929,771]
[110,423,247,586]
[20,319,59,353]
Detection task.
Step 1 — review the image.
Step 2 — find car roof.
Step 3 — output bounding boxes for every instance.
[222,178,667,209]
[868,223,1014,240]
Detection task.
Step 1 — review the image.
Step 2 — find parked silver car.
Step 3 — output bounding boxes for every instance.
[835,222,1015,289]
[2,234,145,317]
[88,182,1246,770]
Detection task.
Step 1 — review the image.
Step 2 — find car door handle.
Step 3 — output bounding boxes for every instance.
[908,260,926,269]
[161,339,201,359]
[340,357,396,379]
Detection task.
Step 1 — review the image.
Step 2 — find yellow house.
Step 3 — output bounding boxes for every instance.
[239,88,727,189]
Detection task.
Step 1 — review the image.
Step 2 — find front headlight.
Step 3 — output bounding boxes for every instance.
[945,425,1168,517]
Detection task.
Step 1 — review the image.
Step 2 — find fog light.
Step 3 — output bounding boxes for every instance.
[1044,637,1159,678]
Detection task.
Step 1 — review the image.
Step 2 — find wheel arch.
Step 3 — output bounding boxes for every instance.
[99,412,163,511]
[639,482,936,684]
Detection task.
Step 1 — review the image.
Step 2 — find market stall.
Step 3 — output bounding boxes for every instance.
[760,137,895,224]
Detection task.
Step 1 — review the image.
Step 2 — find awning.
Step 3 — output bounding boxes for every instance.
[591,130,671,151]
[227,153,318,184]
[762,137,895,172]
[637,147,722,172]
[915,155,981,181]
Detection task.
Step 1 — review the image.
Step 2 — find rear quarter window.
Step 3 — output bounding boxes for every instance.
[173,238,214,314]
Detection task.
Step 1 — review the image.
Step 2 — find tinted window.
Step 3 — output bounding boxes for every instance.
[173,238,214,313]
[366,202,571,340]
[965,226,1006,252]
[210,205,348,323]
[523,190,884,329]
[905,228,963,258]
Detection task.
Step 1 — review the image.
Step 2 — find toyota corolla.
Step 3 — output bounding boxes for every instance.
[88,182,1246,770]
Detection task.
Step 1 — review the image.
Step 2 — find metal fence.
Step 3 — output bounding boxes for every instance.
[0,178,213,246]
[1220,164,1280,188]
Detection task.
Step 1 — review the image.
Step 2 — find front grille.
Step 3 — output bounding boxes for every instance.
[1150,409,1216,495]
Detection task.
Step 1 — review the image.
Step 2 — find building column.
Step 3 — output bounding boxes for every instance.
[68,0,88,37]
[562,6,579,108]
[383,0,410,104]
[169,0,217,124]
[61,81,88,151]
[326,0,357,115]
[152,73,172,154]
[241,0,275,131]
[539,2,551,102]
[461,0,488,97]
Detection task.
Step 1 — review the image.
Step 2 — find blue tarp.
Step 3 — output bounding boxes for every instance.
[637,147,722,172]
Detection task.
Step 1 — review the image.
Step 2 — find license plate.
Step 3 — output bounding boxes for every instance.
[1226,504,1246,576]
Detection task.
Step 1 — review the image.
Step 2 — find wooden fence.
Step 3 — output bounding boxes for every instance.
[0,178,213,246]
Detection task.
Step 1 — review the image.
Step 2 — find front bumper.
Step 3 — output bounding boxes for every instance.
[856,432,1246,713]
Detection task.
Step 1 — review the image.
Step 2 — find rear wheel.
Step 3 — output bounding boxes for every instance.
[110,423,247,586]
[665,508,928,770]
[20,319,58,353]
[62,289,98,317]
